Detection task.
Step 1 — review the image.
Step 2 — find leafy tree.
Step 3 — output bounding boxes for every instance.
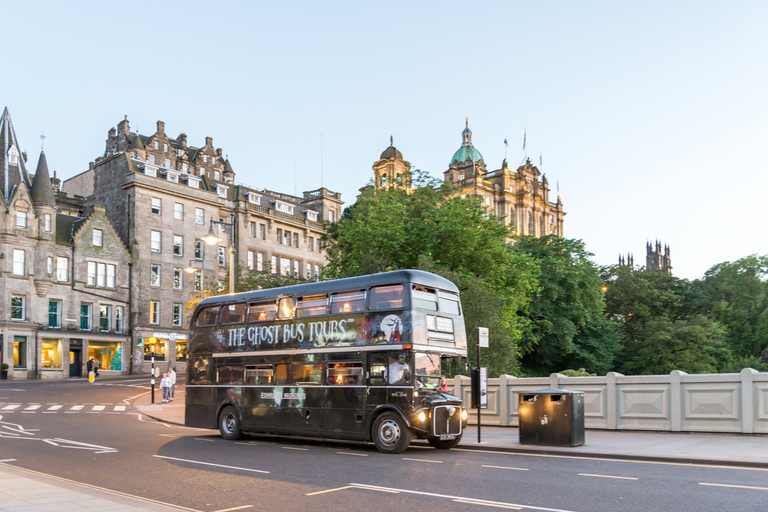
[513,236,621,376]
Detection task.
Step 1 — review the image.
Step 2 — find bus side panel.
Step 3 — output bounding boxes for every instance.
[323,387,366,439]
[185,386,218,429]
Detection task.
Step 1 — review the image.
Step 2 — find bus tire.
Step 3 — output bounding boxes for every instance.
[372,412,412,454]
[428,434,462,450]
[219,406,242,441]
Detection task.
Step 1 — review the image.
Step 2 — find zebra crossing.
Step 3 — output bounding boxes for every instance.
[0,403,129,414]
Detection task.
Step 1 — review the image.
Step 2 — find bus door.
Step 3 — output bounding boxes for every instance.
[325,362,366,436]
[366,352,389,411]
[385,351,413,412]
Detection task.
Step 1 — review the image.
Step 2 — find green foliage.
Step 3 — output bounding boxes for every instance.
[513,235,620,376]
[559,368,596,377]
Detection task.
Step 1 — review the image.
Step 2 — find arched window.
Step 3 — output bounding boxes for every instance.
[527,212,534,235]
[381,175,387,187]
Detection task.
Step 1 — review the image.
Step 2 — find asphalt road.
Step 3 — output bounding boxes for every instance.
[1,378,765,512]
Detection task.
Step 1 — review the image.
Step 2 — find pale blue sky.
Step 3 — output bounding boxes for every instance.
[3,1,766,279]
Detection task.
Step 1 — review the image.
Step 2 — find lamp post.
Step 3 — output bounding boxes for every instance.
[201,211,235,294]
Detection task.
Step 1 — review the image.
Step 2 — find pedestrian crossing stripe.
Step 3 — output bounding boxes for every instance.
[0,404,130,414]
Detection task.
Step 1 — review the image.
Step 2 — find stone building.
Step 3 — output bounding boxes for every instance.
[373,120,565,236]
[62,116,342,375]
[1,108,131,379]
[646,240,671,271]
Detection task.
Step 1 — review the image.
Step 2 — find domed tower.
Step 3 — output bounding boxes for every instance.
[444,119,486,184]
[372,136,411,191]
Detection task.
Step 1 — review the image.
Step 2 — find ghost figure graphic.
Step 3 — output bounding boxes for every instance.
[380,315,402,344]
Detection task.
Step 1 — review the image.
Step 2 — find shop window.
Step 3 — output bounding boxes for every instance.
[175,340,187,362]
[42,339,62,369]
[13,336,27,368]
[144,339,166,361]
[90,342,122,371]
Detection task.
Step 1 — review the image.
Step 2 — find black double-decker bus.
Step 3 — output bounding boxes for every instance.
[185,269,468,453]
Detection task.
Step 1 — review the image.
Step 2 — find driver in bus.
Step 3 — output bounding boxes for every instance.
[388,354,409,385]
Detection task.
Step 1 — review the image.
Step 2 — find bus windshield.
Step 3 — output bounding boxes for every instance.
[414,352,441,388]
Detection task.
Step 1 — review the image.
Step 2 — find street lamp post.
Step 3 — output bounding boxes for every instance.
[201,211,236,294]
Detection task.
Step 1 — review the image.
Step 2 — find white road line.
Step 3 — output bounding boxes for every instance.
[700,482,768,491]
[47,405,63,411]
[0,459,17,462]
[1,405,20,411]
[579,473,638,480]
[92,405,106,411]
[69,405,84,411]
[454,499,522,510]
[482,465,529,471]
[212,506,253,512]
[153,455,270,474]
[337,451,368,457]
[24,405,42,411]
[113,405,126,412]
[402,457,443,464]
[350,483,579,512]
[282,446,308,451]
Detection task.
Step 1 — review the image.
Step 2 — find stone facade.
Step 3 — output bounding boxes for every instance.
[62,116,343,375]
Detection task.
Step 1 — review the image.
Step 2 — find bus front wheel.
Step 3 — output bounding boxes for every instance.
[428,434,462,450]
[372,412,412,454]
[219,406,243,440]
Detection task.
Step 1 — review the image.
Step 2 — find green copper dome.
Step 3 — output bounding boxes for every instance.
[450,145,484,165]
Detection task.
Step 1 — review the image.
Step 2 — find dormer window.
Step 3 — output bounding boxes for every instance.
[213,184,228,198]
[144,166,157,177]
[167,171,179,183]
[246,192,261,204]
[273,200,294,215]
[8,146,19,165]
[185,176,201,189]
[305,210,318,222]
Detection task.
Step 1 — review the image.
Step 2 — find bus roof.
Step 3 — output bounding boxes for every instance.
[197,269,459,308]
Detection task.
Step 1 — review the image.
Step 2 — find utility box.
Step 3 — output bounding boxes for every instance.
[518,388,585,447]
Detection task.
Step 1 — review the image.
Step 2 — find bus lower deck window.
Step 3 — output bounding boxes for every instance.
[328,362,363,385]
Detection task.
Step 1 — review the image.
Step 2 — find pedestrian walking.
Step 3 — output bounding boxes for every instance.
[93,358,100,377]
[160,373,171,403]
[86,357,94,376]
[168,367,176,401]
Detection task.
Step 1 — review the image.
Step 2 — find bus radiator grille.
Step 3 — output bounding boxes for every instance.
[432,406,463,435]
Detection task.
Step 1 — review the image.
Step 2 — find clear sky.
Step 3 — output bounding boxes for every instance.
[3,1,766,280]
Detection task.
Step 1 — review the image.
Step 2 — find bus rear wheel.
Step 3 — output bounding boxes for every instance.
[372,412,412,454]
[428,434,462,450]
[219,406,242,440]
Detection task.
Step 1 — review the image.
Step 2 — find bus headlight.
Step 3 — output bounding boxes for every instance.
[460,409,468,421]
[417,411,427,422]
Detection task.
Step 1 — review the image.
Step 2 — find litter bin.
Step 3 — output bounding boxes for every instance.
[518,388,584,446]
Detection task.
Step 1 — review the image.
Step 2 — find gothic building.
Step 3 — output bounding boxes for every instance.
[61,116,342,375]
[373,120,565,236]
[646,240,671,271]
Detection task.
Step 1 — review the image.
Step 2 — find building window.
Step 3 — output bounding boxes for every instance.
[48,301,61,328]
[115,306,124,333]
[174,203,184,220]
[41,339,62,369]
[107,264,116,288]
[173,268,183,289]
[148,155,156,165]
[307,265,312,279]
[151,198,162,215]
[250,222,256,237]
[151,231,161,252]
[203,154,208,163]
[163,143,168,152]
[293,233,299,248]
[259,224,265,240]
[195,208,204,225]
[100,305,112,332]
[247,250,254,270]
[276,228,282,244]
[314,264,319,278]
[93,229,103,246]
[13,336,27,369]
[329,211,335,223]
[56,257,69,282]
[284,230,291,246]
[150,264,161,286]
[194,271,202,292]
[308,237,314,251]
[194,240,203,260]
[88,262,114,287]
[257,252,264,271]
[47,256,53,274]
[280,257,291,276]
[306,210,318,222]
[149,301,159,324]
[274,201,294,215]
[271,255,278,274]
[44,213,52,231]
[218,247,226,266]
[172,303,182,326]
[154,141,159,150]
[165,158,171,168]
[199,167,205,176]
[173,235,183,256]
[16,211,27,228]
[293,260,300,277]
[11,295,25,320]
[12,249,25,276]
[80,303,92,330]
[214,170,221,180]
[182,163,188,173]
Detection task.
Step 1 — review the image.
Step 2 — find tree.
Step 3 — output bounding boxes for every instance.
[514,235,621,376]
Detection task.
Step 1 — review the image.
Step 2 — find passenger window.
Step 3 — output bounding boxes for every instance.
[248,302,277,322]
[217,365,244,384]
[327,362,364,385]
[331,290,366,314]
[195,306,220,326]
[369,353,388,385]
[369,285,407,310]
[275,363,290,384]
[439,294,461,316]
[278,297,296,320]
[295,294,328,318]
[220,303,246,324]
[293,364,323,385]
[245,365,273,384]
[412,285,438,311]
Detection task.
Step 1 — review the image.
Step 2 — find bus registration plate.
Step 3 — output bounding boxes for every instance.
[439,434,456,441]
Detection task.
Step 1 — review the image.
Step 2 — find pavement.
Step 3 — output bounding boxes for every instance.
[2,375,767,512]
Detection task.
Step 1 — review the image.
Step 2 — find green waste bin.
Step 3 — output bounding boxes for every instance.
[518,388,585,447]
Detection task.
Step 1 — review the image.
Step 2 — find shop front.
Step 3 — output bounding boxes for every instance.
[138,330,188,375]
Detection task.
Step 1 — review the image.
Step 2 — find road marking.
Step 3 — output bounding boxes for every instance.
[47,405,63,411]
[282,446,309,451]
[2,405,20,411]
[337,451,368,457]
[159,434,182,438]
[24,405,42,411]
[306,485,400,496]
[114,405,126,412]
[403,457,443,463]
[69,405,84,411]
[153,455,270,474]
[351,483,578,512]
[454,499,522,510]
[212,506,253,512]
[700,482,768,491]
[482,465,529,471]
[0,459,17,462]
[579,473,638,480]
[194,437,216,442]
[92,405,106,411]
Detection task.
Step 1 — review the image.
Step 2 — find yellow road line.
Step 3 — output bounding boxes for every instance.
[579,473,638,480]
[700,482,768,491]
[454,499,522,510]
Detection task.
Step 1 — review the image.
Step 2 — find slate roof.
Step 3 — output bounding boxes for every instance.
[30,151,57,206]
[0,107,32,205]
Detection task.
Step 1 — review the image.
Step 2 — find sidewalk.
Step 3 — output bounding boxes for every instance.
[134,385,768,468]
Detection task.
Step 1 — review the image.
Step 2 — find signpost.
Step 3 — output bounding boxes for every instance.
[148,337,157,404]
[476,327,489,443]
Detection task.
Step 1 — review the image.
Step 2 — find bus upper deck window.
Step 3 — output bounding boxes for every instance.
[278,297,296,320]
[248,303,277,322]
[195,306,220,326]
[331,290,366,314]
[369,285,407,310]
[438,291,461,316]
[296,295,328,318]
[220,303,246,324]
[412,285,438,311]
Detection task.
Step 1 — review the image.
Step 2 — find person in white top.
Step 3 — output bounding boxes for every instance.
[160,373,171,403]
[168,367,177,401]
